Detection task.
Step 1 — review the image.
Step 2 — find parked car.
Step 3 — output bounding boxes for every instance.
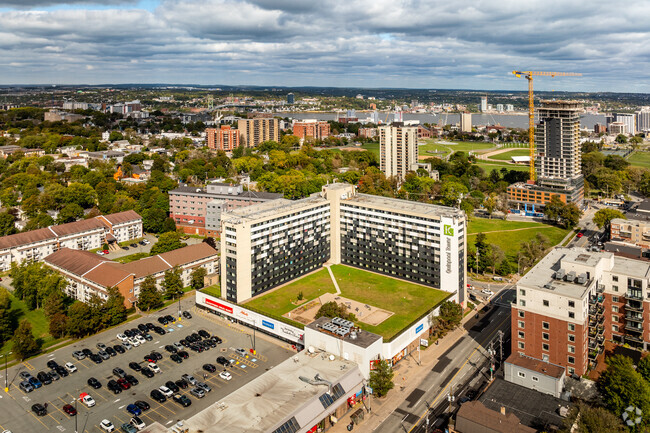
[182,311,192,319]
[80,393,96,407]
[55,365,69,377]
[172,394,191,407]
[235,348,247,357]
[28,376,42,389]
[170,354,182,364]
[88,377,102,389]
[31,403,47,416]
[134,400,150,411]
[196,381,211,393]
[148,362,161,374]
[98,350,110,360]
[114,344,126,354]
[130,416,146,431]
[129,362,142,372]
[219,371,232,381]
[175,379,188,389]
[73,350,86,360]
[90,354,103,364]
[107,380,122,394]
[122,342,132,350]
[117,378,131,390]
[19,371,32,380]
[125,375,139,386]
[62,404,77,416]
[120,423,137,433]
[164,345,177,354]
[203,363,216,373]
[216,356,230,367]
[117,333,128,342]
[37,371,52,385]
[158,386,173,397]
[126,404,142,416]
[48,370,60,381]
[140,367,154,378]
[64,362,77,373]
[113,367,127,378]
[178,351,189,359]
[181,374,197,385]
[106,346,117,357]
[150,389,166,403]
[19,381,34,393]
[100,419,115,432]
[190,387,205,398]
[198,329,210,339]
[96,343,107,351]
[165,381,179,393]
[46,360,59,369]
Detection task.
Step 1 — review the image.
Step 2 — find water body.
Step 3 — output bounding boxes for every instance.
[279,112,606,129]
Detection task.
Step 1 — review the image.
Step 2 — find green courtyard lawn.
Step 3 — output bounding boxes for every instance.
[243,268,337,316]
[627,151,650,170]
[468,218,549,234]
[360,142,379,158]
[489,148,530,161]
[329,265,451,340]
[0,292,62,360]
[115,252,149,263]
[473,160,529,173]
[201,284,221,298]
[467,223,571,260]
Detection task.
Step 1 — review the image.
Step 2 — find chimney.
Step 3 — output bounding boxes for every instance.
[500,406,506,416]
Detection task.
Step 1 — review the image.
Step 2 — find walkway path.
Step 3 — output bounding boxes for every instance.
[325,264,342,295]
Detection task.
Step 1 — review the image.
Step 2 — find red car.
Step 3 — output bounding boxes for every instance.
[576,233,583,238]
[117,378,131,390]
[62,404,77,416]
[102,249,109,254]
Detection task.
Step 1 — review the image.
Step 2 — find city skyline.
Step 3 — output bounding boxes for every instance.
[0,0,648,91]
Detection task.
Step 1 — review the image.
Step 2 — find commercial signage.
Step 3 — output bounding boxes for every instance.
[415,323,424,334]
[420,338,429,347]
[262,320,274,330]
[204,297,233,314]
[443,224,454,236]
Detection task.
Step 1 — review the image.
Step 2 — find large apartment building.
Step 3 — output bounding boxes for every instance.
[0,210,142,271]
[44,243,219,307]
[379,122,418,181]
[512,247,650,376]
[221,183,466,304]
[206,125,240,151]
[292,120,331,140]
[237,118,280,147]
[610,218,650,249]
[169,183,282,236]
[507,101,584,212]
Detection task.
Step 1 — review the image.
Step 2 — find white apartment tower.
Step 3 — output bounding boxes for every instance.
[379,123,418,181]
[480,96,488,112]
[460,112,472,133]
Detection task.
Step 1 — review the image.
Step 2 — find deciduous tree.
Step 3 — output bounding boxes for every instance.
[13,320,40,360]
[138,276,163,311]
[368,359,394,398]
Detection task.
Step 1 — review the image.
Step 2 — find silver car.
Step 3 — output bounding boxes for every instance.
[73,350,86,360]
[196,381,211,393]
[189,387,205,398]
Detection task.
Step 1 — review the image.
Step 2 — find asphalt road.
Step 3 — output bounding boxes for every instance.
[374,286,513,433]
[0,300,293,433]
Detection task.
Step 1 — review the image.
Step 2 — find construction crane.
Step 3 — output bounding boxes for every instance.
[512,70,582,181]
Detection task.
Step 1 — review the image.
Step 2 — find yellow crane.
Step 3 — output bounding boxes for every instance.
[512,70,582,181]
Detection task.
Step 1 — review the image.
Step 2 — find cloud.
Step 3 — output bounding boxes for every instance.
[0,0,649,90]
[0,0,137,7]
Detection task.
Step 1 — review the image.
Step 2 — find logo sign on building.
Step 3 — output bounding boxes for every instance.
[262,320,274,330]
[205,297,233,314]
[420,339,429,347]
[443,224,454,236]
[415,323,424,334]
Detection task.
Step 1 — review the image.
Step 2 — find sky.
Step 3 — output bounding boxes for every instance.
[0,0,648,91]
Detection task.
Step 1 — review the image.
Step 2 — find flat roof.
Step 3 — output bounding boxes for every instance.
[345,193,464,219]
[613,255,650,279]
[505,354,565,379]
[306,317,382,349]
[224,196,328,222]
[144,351,363,433]
[170,185,282,200]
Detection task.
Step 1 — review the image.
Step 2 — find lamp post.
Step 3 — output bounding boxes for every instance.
[72,393,78,433]
[447,384,455,413]
[1,351,12,392]
[177,290,183,320]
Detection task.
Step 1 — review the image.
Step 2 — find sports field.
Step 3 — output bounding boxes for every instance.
[488,148,530,161]
[627,151,650,169]
[243,265,451,340]
[474,160,528,173]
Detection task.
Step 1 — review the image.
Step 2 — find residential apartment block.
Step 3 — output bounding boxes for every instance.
[221,183,466,304]
[292,120,331,140]
[512,247,650,376]
[169,183,282,236]
[379,122,419,181]
[44,243,218,307]
[206,125,240,151]
[237,118,280,147]
[0,210,142,271]
[610,218,650,249]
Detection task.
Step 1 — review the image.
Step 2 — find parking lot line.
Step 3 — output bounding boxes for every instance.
[92,388,109,401]
[51,400,68,417]
[94,424,103,433]
[13,383,26,395]
[114,413,128,424]
[23,361,35,371]
[141,412,160,423]
[29,411,50,430]
[47,410,61,424]
[230,354,258,368]
[75,358,92,369]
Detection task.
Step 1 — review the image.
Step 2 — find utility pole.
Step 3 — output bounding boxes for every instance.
[476,249,480,277]
[488,341,496,382]
[2,351,11,392]
[497,330,504,363]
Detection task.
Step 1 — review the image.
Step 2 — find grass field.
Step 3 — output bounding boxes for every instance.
[468,219,570,260]
[201,284,221,298]
[115,252,149,263]
[474,160,529,173]
[330,265,450,340]
[0,292,62,358]
[361,142,379,158]
[627,151,650,169]
[489,148,530,161]
[243,268,337,316]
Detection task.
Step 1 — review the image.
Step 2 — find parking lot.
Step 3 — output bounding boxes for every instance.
[0,300,294,433]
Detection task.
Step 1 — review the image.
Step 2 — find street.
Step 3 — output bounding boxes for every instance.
[373,286,513,433]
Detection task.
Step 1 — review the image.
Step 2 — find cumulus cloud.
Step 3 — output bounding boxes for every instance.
[0,0,136,7]
[0,0,649,89]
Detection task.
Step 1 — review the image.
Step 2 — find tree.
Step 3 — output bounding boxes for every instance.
[149,232,185,256]
[13,319,40,360]
[102,287,127,327]
[559,203,581,229]
[543,195,565,223]
[598,355,650,420]
[368,359,394,397]
[191,267,207,290]
[438,301,463,330]
[0,288,12,345]
[315,301,356,321]
[484,194,497,218]
[66,301,93,338]
[162,267,183,300]
[48,312,68,338]
[440,181,468,207]
[497,258,513,276]
[137,276,163,311]
[57,203,84,224]
[638,355,650,383]
[593,208,626,230]
[43,291,66,319]
[561,402,626,433]
[0,212,17,236]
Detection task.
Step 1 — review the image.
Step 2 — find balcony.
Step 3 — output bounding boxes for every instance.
[589,348,602,360]
[625,323,644,333]
[597,284,605,294]
[626,302,644,312]
[625,334,644,344]
[589,295,604,306]
[626,313,644,323]
[589,335,605,350]
[589,304,604,317]
[589,324,605,338]
[627,292,644,301]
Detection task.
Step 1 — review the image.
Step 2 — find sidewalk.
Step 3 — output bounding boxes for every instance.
[327,302,489,433]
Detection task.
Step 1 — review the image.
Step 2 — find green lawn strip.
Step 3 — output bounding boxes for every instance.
[201,284,221,298]
[467,226,570,260]
[468,219,547,234]
[329,265,450,340]
[489,148,530,161]
[627,151,650,169]
[360,142,379,158]
[115,252,149,263]
[243,268,337,316]
[474,160,529,173]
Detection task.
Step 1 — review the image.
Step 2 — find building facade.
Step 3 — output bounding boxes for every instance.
[221,183,466,304]
[292,120,331,140]
[610,218,650,249]
[460,112,472,132]
[379,123,418,181]
[0,210,142,271]
[206,125,240,151]
[636,108,650,133]
[237,118,280,147]
[169,183,282,236]
[511,247,650,376]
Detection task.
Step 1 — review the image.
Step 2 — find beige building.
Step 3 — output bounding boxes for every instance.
[460,112,472,133]
[237,118,280,147]
[611,218,650,248]
[379,122,418,181]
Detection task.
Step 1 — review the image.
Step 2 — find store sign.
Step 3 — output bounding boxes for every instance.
[415,323,424,334]
[262,320,274,330]
[420,339,429,347]
[443,224,454,236]
[205,297,233,314]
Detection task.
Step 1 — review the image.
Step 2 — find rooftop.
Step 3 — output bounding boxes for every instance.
[97,210,142,225]
[306,316,382,349]
[169,185,282,200]
[505,354,565,379]
[223,195,327,222]
[345,193,464,219]
[456,401,536,433]
[147,350,363,433]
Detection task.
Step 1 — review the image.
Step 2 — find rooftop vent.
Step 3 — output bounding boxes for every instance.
[577,273,587,284]
[566,271,576,283]
[555,269,566,280]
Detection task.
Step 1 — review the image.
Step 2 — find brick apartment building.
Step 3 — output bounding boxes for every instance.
[169,183,282,236]
[512,247,650,376]
[292,120,331,140]
[206,125,240,151]
[237,118,279,147]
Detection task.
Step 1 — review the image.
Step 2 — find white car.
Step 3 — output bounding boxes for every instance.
[148,362,161,373]
[122,341,132,350]
[96,251,105,255]
[100,419,115,432]
[235,348,247,357]
[142,239,150,245]
[219,371,232,381]
[135,335,146,344]
[80,393,96,407]
[158,385,173,397]
[129,337,140,347]
[130,416,146,431]
[65,362,77,373]
[481,289,494,297]
[117,333,128,342]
